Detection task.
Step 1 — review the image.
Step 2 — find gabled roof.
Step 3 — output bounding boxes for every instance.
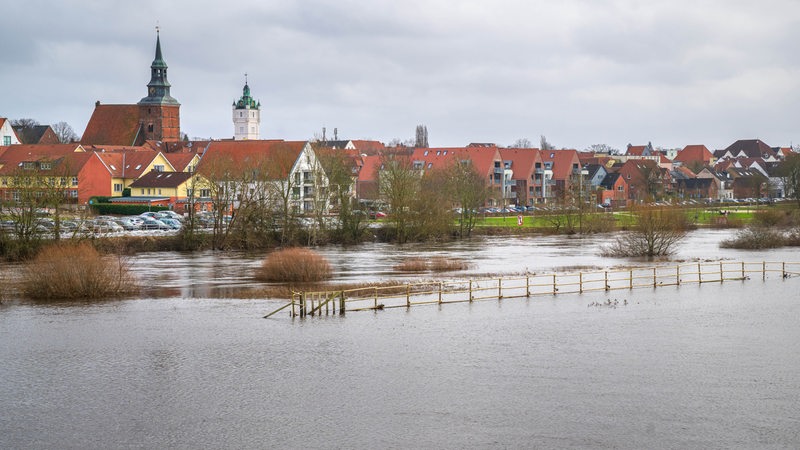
[0,144,85,164]
[198,140,307,178]
[350,140,387,155]
[584,163,607,180]
[163,152,199,172]
[81,104,144,146]
[674,144,713,164]
[357,155,382,182]
[722,139,776,159]
[540,149,580,181]
[13,125,60,145]
[95,151,169,179]
[599,172,624,190]
[498,148,542,180]
[0,150,102,177]
[129,170,193,189]
[411,146,501,177]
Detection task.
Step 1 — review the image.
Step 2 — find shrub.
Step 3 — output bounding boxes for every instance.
[256,248,332,283]
[394,257,470,273]
[720,226,788,249]
[752,209,786,227]
[22,242,139,300]
[601,208,687,257]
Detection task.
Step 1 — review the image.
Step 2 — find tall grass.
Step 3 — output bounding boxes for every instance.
[256,248,332,282]
[394,257,470,272]
[22,242,139,300]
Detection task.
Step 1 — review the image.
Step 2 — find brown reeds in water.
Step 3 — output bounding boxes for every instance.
[22,242,139,300]
[255,248,333,282]
[394,257,469,273]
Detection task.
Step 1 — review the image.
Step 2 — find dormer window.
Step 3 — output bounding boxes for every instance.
[22,162,35,170]
[40,162,51,170]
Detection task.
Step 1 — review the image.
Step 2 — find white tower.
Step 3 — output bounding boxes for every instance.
[232,76,261,140]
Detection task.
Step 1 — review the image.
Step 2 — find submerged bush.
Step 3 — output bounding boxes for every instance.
[256,248,332,282]
[601,208,688,257]
[720,226,790,249]
[394,257,469,273]
[22,242,139,300]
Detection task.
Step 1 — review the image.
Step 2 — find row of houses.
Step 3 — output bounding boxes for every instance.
[0,135,797,215]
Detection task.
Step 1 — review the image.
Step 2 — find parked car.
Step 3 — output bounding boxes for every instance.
[140,218,172,230]
[114,217,142,231]
[157,210,185,221]
[91,219,124,233]
[159,218,182,230]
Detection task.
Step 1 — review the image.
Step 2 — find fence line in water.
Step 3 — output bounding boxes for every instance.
[263,261,800,319]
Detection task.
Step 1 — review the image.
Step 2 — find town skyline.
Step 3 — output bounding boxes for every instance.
[2,0,799,150]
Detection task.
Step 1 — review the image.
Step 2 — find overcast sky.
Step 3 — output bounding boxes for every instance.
[2,0,799,150]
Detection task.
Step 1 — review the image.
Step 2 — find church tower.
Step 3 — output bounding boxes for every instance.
[138,29,181,142]
[232,76,260,140]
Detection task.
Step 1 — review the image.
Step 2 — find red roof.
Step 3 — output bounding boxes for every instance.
[198,140,306,178]
[0,149,100,177]
[541,149,580,181]
[81,104,143,146]
[674,145,713,164]
[95,151,168,178]
[499,148,542,181]
[410,147,501,178]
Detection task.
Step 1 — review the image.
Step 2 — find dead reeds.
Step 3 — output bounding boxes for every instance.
[394,257,470,273]
[255,248,333,282]
[22,242,139,300]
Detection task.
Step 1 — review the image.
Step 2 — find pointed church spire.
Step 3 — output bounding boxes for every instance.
[139,27,178,105]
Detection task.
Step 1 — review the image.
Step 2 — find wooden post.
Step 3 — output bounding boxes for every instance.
[526,275,530,297]
[763,261,766,281]
[604,271,609,291]
[720,261,723,283]
[469,279,473,302]
[406,283,411,308]
[438,282,443,304]
[374,287,378,310]
[741,261,745,279]
[340,291,346,315]
[782,262,786,278]
[629,270,633,290]
[553,274,557,295]
[676,265,680,286]
[653,267,656,287]
[579,272,583,293]
[698,263,702,283]
[498,278,503,299]
[291,294,296,317]
[300,293,306,317]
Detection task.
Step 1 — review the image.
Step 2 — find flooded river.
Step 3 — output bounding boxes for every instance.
[2,229,799,448]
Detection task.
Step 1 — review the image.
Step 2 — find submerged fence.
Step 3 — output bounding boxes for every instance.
[263,261,800,319]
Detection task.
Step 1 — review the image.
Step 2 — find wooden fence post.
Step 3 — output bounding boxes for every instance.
[763,261,766,281]
[720,262,723,283]
[741,261,745,279]
[698,263,702,283]
[406,283,411,308]
[629,270,633,290]
[604,271,609,290]
[374,287,378,310]
[579,272,583,293]
[653,267,656,287]
[553,274,557,295]
[526,275,530,297]
[438,282,443,304]
[469,280,473,302]
[498,278,503,299]
[340,291,346,315]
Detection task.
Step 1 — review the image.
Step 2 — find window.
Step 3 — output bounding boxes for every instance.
[199,189,211,197]
[40,162,52,170]
[3,136,10,145]
[141,189,145,195]
[158,189,162,195]
[427,163,433,169]
[70,190,78,198]
[423,150,429,156]
[148,124,154,132]
[23,162,35,170]
[114,183,122,192]
[71,177,78,186]
[239,127,244,133]
[153,165,165,172]
[147,189,151,195]
[186,188,193,197]
[240,112,243,117]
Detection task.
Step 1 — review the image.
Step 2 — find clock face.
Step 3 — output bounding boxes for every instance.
[149,87,156,95]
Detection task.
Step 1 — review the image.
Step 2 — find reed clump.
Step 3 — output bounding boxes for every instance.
[394,257,469,273]
[22,242,139,300]
[256,248,332,282]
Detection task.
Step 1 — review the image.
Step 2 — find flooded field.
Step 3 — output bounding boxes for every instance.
[2,229,799,448]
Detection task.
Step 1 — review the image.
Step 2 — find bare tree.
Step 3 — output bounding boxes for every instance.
[443,159,488,237]
[778,152,800,207]
[602,207,688,257]
[379,153,421,243]
[11,118,39,129]
[316,148,367,243]
[540,135,555,151]
[415,125,429,148]
[510,138,532,149]
[585,143,620,155]
[51,122,78,143]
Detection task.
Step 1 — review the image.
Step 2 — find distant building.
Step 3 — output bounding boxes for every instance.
[81,30,181,146]
[232,78,261,140]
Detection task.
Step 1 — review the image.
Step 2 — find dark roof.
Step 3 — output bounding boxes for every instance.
[129,170,193,188]
[677,178,713,189]
[599,172,622,190]
[13,125,60,145]
[722,139,776,159]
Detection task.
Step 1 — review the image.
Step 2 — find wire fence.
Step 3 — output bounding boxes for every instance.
[263,261,800,319]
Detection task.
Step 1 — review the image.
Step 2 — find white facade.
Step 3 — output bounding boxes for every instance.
[232,83,261,140]
[233,107,260,140]
[0,118,21,145]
